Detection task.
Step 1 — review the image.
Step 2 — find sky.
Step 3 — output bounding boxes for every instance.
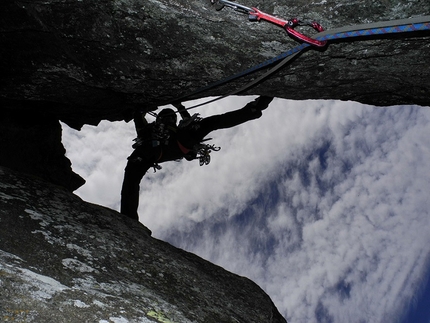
[62,97,430,323]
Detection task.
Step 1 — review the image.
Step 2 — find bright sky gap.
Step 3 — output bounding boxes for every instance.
[62,97,430,323]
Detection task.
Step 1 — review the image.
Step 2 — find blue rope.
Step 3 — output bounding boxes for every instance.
[320,22,430,40]
[165,17,430,109]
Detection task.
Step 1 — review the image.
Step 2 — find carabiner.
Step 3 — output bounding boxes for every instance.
[211,0,327,47]
[285,18,327,47]
[211,0,253,14]
[248,8,327,47]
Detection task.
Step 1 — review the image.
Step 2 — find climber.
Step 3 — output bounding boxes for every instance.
[120,96,274,220]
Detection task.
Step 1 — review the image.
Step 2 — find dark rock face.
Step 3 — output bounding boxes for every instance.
[0,1,428,319]
[0,165,286,323]
[2,0,429,121]
[0,109,85,191]
[1,0,429,190]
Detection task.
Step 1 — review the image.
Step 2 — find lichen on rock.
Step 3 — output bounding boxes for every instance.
[0,166,286,323]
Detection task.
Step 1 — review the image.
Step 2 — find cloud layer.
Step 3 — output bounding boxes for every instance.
[62,98,430,323]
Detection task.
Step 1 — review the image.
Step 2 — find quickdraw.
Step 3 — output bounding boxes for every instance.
[177,113,221,166]
[210,0,327,47]
[195,142,221,166]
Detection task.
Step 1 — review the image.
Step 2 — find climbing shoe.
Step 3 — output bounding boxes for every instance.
[254,96,274,111]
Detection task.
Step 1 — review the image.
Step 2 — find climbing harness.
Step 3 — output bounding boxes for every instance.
[177,113,221,166]
[195,141,221,166]
[132,122,171,149]
[210,0,327,47]
[167,15,430,111]
[132,111,222,167]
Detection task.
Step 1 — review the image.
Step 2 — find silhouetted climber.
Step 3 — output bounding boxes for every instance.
[120,96,274,220]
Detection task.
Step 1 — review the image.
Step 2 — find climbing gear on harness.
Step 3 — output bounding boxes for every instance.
[131,137,144,149]
[210,0,327,47]
[152,163,162,172]
[131,117,174,149]
[151,123,171,146]
[177,113,221,166]
[132,109,221,167]
[131,123,171,149]
[194,141,221,166]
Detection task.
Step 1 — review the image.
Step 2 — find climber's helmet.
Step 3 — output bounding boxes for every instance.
[156,108,177,126]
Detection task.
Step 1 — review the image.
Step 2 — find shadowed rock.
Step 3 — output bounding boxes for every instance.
[1,0,429,189]
[0,166,287,323]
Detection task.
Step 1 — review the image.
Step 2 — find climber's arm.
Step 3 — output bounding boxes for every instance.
[172,102,191,120]
[133,108,150,137]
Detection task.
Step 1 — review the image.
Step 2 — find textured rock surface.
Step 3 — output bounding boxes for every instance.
[2,0,429,122]
[1,0,429,190]
[0,166,286,323]
[0,1,428,319]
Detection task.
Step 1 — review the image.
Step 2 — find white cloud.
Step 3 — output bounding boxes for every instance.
[62,98,430,323]
[62,120,135,210]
